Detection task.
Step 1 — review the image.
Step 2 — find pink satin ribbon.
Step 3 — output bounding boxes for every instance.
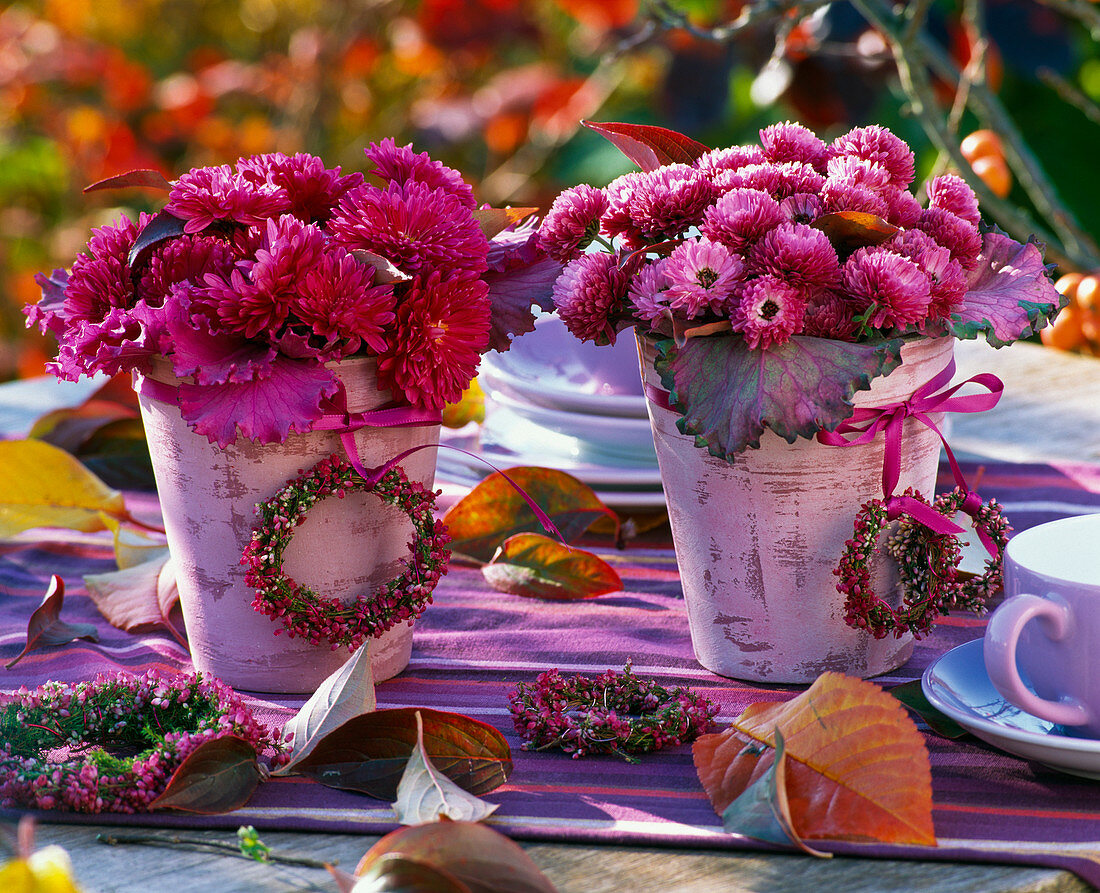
[816,356,1003,553]
[135,372,564,541]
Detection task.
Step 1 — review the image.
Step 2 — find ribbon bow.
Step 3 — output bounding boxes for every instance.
[816,356,1003,553]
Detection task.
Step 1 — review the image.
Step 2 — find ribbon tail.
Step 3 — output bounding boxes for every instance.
[887,495,966,537]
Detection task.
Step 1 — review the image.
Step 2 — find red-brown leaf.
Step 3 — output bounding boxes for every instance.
[149,736,261,814]
[84,553,185,646]
[472,207,540,240]
[353,853,473,892]
[356,822,558,893]
[693,672,936,846]
[442,467,618,564]
[293,708,512,801]
[5,575,99,669]
[582,120,710,171]
[84,169,172,193]
[810,212,899,257]
[482,533,622,599]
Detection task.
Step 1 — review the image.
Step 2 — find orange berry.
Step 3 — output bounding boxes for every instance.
[1040,305,1086,351]
[1055,272,1084,301]
[971,154,1012,198]
[1074,274,1100,315]
[960,129,1004,163]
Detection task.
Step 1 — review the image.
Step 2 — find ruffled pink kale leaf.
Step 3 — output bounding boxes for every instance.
[164,295,276,385]
[483,223,562,352]
[176,356,339,447]
[655,334,904,458]
[954,230,1063,347]
[27,269,70,337]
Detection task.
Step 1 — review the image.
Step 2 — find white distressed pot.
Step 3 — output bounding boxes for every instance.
[136,357,439,694]
[640,335,953,684]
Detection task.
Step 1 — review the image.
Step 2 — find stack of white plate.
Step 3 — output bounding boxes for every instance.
[436,315,665,510]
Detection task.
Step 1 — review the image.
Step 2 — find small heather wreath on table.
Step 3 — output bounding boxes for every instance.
[244,454,451,651]
[508,663,719,761]
[836,487,1010,640]
[0,670,282,814]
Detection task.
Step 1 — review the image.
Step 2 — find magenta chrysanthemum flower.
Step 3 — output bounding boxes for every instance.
[802,291,858,339]
[601,164,715,247]
[842,247,932,330]
[759,121,828,170]
[61,216,140,325]
[539,184,609,262]
[237,152,364,223]
[884,187,922,228]
[139,235,238,308]
[892,230,967,322]
[552,252,631,344]
[663,239,744,317]
[86,214,142,264]
[915,207,983,269]
[290,249,396,356]
[329,180,489,277]
[731,275,807,349]
[926,174,981,227]
[830,125,915,190]
[365,137,476,208]
[695,145,766,178]
[701,188,784,254]
[377,272,490,410]
[749,222,841,291]
[821,180,890,218]
[205,215,326,339]
[628,260,672,323]
[779,193,824,225]
[727,162,825,200]
[167,164,292,234]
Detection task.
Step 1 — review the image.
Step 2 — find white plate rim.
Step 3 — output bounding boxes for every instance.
[479,357,648,417]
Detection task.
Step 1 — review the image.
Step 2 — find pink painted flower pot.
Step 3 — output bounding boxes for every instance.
[136,357,439,694]
[639,336,953,684]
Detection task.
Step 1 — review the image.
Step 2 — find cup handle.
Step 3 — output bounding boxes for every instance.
[983,594,1090,727]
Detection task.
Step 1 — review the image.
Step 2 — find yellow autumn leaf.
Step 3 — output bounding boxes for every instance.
[0,440,127,539]
[0,846,83,893]
[441,377,485,428]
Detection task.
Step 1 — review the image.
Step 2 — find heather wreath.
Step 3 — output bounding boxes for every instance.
[542,121,1064,460]
[27,141,559,447]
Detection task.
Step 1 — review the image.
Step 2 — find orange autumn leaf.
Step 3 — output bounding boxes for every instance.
[694,672,935,847]
[442,467,618,564]
[482,532,622,599]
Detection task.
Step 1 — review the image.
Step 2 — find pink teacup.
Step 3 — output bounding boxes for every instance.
[984,514,1100,738]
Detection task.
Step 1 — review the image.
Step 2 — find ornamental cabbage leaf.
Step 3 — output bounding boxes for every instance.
[954,230,1063,347]
[654,334,904,459]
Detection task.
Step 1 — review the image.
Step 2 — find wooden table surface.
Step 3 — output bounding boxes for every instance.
[13,338,1100,893]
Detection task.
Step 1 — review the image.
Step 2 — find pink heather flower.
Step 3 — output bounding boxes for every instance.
[830,125,915,190]
[731,275,807,349]
[628,260,672,323]
[749,222,841,291]
[601,164,715,246]
[842,247,932,330]
[377,272,490,410]
[780,193,824,225]
[236,152,364,223]
[552,252,631,344]
[759,121,828,170]
[915,207,983,269]
[802,291,858,339]
[700,188,784,254]
[539,184,609,262]
[727,162,825,200]
[663,238,744,317]
[926,173,981,227]
[365,137,476,208]
[822,180,890,218]
[289,249,396,355]
[138,235,238,307]
[695,145,766,178]
[328,180,489,277]
[167,164,292,234]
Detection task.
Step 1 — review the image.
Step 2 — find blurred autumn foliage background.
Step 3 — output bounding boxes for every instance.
[4,0,1100,380]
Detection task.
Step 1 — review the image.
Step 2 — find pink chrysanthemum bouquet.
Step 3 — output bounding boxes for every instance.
[28,141,559,446]
[541,121,1063,459]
